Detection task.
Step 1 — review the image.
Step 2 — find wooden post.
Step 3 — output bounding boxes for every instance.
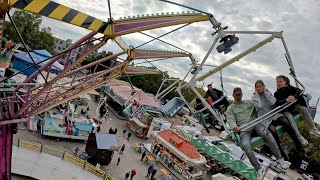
[62,151,65,160]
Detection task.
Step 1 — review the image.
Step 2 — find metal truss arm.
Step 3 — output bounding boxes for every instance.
[196,34,276,81]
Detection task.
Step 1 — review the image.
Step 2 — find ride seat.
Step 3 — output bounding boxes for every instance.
[231,114,303,149]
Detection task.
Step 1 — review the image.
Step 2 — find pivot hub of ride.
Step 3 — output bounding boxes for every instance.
[216,34,239,54]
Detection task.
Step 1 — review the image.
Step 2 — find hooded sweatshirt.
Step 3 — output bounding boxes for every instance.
[252,89,282,126]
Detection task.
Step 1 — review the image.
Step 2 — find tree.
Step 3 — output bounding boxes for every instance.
[118,68,206,103]
[4,10,56,54]
[119,70,169,97]
[180,86,206,103]
[280,121,320,174]
[80,50,114,73]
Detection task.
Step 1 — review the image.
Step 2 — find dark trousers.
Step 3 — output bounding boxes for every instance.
[269,116,305,160]
[141,155,146,161]
[150,173,156,180]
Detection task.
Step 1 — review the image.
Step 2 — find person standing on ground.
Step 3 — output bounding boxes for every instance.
[150,167,157,180]
[74,104,78,112]
[137,143,144,153]
[165,173,172,180]
[146,164,155,178]
[155,145,161,156]
[123,129,126,138]
[117,157,121,165]
[74,147,80,156]
[81,109,84,115]
[97,126,101,133]
[125,172,130,180]
[152,144,158,154]
[119,144,125,154]
[114,128,118,134]
[127,132,132,141]
[141,150,147,162]
[155,153,161,163]
[109,127,113,134]
[91,126,94,133]
[130,169,136,180]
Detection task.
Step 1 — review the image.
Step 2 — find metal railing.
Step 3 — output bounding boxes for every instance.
[14,138,115,180]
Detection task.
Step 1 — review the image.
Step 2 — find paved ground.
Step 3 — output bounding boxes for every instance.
[11,94,303,180]
[12,95,168,180]
[12,146,100,180]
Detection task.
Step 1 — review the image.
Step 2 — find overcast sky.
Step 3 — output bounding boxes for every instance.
[37,0,319,122]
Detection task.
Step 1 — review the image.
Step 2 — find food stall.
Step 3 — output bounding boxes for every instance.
[126,105,153,139]
[41,96,95,141]
[151,130,207,180]
[101,79,162,117]
[85,133,121,166]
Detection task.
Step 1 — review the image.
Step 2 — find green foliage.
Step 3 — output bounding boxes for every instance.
[79,50,114,74]
[280,121,320,174]
[180,85,206,102]
[299,122,320,174]
[118,69,206,103]
[4,10,56,55]
[81,50,113,65]
[119,71,170,96]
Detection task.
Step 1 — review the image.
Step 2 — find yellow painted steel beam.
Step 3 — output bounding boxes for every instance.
[62,51,126,78]
[8,0,110,34]
[0,0,9,10]
[125,67,161,75]
[15,38,108,118]
[111,13,209,38]
[26,47,190,115]
[29,60,130,115]
[28,61,130,116]
[19,47,188,117]
[8,0,210,38]
[196,35,275,81]
[129,49,190,59]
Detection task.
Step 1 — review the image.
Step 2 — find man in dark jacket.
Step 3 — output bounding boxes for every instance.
[205,84,229,110]
[140,150,147,162]
[150,167,157,180]
[274,75,320,136]
[146,164,155,178]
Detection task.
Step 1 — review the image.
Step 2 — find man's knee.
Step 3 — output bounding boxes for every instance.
[241,141,252,151]
[296,105,308,113]
[284,112,293,119]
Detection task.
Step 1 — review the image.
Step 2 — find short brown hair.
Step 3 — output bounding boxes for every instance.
[233,87,242,95]
[255,80,265,87]
[276,75,290,85]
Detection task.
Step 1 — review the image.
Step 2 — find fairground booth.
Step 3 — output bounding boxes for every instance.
[102,79,162,139]
[151,130,207,180]
[85,133,120,166]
